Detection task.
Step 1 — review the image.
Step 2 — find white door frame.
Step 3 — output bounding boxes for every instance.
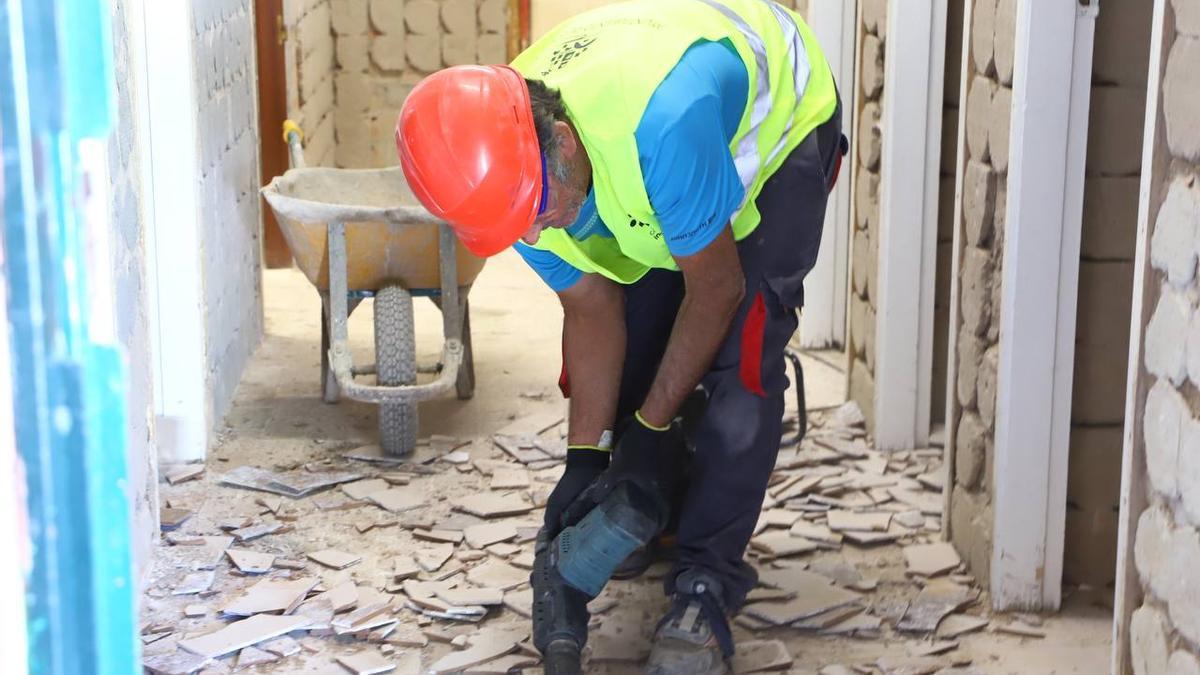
[799,0,857,349]
[870,0,947,450]
[134,0,210,463]
[989,0,1096,610]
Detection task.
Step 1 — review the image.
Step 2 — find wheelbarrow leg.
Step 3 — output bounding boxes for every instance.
[456,297,475,400]
[431,288,475,400]
[320,292,362,404]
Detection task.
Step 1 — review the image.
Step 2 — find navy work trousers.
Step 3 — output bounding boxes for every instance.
[593,106,845,611]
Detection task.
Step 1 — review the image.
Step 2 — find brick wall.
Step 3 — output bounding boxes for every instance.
[330,0,508,168]
[1128,1,1200,671]
[284,0,337,166]
[946,0,1016,585]
[1064,0,1153,598]
[107,0,159,579]
[192,0,265,428]
[932,0,966,427]
[847,0,887,433]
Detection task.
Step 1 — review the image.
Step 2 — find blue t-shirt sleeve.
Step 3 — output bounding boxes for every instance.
[637,40,749,257]
[514,242,584,292]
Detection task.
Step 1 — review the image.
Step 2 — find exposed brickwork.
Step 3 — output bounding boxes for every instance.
[848,2,888,432]
[947,0,1015,587]
[1129,5,1200,666]
[1065,0,1153,593]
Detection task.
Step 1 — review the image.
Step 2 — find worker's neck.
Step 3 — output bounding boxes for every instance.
[565,119,593,195]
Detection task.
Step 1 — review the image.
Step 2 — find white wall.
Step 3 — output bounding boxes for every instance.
[192,0,265,419]
[106,0,159,578]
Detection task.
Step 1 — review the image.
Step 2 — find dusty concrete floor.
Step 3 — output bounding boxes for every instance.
[141,252,1113,674]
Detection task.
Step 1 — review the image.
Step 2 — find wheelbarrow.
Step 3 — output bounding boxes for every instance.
[260,121,486,455]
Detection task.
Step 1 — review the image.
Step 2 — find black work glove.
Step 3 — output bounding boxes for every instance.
[561,413,687,531]
[542,446,610,537]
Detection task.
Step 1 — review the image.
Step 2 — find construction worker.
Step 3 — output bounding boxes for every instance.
[397,0,843,672]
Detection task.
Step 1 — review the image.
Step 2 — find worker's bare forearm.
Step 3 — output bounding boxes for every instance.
[640,227,745,428]
[559,275,626,446]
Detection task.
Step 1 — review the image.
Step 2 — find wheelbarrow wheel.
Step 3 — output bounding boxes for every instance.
[374,284,418,456]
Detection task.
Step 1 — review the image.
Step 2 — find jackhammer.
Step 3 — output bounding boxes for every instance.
[530,391,708,674]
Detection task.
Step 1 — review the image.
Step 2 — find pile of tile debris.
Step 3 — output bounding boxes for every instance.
[142,402,1040,674]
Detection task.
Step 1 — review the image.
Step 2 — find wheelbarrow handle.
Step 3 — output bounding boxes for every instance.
[282,119,303,144]
[282,119,306,169]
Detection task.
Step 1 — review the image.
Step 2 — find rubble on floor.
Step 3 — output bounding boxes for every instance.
[140,402,1035,674]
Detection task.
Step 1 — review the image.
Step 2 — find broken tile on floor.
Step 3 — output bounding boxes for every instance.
[895,510,927,529]
[183,604,208,618]
[454,492,534,519]
[889,488,943,516]
[307,548,361,570]
[160,507,193,531]
[827,510,892,532]
[793,603,865,631]
[789,520,844,546]
[413,528,465,544]
[465,560,528,591]
[260,635,302,658]
[820,612,883,638]
[177,613,312,658]
[897,580,979,633]
[223,576,319,616]
[230,521,283,542]
[490,467,530,490]
[428,629,523,674]
[366,487,427,514]
[463,522,518,549]
[743,581,860,625]
[732,640,793,673]
[220,464,363,497]
[936,614,989,638]
[904,542,961,577]
[341,478,391,501]
[171,570,215,595]
[415,544,455,573]
[463,653,540,674]
[437,587,505,607]
[142,651,211,675]
[486,542,520,558]
[225,548,274,574]
[492,434,551,464]
[166,464,205,485]
[236,645,278,668]
[750,531,819,557]
[336,649,397,675]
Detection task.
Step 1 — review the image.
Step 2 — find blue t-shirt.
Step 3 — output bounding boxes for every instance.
[515,39,749,292]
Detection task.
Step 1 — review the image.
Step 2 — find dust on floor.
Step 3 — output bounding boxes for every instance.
[139,262,1111,674]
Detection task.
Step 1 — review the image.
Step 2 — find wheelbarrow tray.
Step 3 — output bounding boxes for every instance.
[261,166,485,292]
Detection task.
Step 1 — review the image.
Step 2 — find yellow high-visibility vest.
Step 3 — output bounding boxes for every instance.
[512,0,838,283]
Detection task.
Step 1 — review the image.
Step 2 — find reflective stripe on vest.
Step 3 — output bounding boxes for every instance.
[693,0,812,204]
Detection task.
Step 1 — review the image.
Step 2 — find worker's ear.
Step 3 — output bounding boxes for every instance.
[554,120,577,158]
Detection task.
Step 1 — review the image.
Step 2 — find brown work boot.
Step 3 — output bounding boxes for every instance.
[644,572,733,675]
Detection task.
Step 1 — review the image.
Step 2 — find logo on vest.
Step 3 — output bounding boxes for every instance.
[547,35,597,72]
[628,217,662,240]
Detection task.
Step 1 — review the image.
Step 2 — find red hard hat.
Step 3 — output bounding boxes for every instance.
[396,65,545,258]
